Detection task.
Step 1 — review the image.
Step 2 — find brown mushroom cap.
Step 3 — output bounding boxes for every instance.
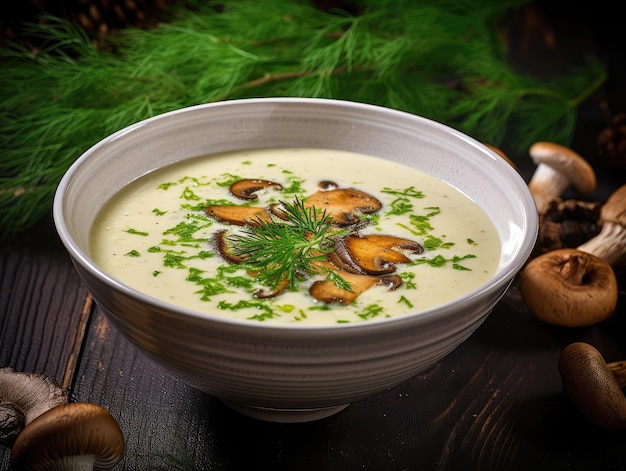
[11,402,125,470]
[527,142,596,214]
[303,187,382,226]
[577,184,626,265]
[558,342,626,431]
[517,248,618,327]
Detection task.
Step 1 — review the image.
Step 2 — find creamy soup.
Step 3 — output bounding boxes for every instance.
[90,148,501,325]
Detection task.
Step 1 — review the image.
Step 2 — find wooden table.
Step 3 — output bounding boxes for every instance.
[2,3,626,469]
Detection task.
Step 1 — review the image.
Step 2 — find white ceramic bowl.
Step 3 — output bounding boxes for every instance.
[54,98,537,422]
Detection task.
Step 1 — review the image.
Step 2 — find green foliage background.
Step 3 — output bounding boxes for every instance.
[0,0,606,241]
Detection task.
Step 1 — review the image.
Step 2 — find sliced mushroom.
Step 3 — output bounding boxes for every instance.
[317,180,339,191]
[0,368,69,447]
[577,184,626,265]
[309,261,402,304]
[10,402,125,470]
[517,248,618,327]
[558,342,626,431]
[527,142,596,215]
[212,230,248,264]
[205,205,273,226]
[253,277,290,299]
[329,234,423,275]
[303,187,382,226]
[229,179,282,200]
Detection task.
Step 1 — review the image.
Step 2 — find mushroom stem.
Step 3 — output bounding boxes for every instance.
[558,342,626,431]
[577,184,626,266]
[578,222,626,265]
[527,142,596,215]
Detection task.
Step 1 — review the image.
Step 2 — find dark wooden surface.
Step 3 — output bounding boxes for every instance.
[2,3,626,470]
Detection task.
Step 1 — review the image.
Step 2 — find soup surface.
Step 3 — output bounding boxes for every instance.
[90,148,500,325]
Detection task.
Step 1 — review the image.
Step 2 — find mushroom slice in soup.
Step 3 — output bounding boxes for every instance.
[310,261,402,304]
[330,234,424,275]
[229,179,283,200]
[205,205,272,226]
[303,187,382,226]
[213,230,249,264]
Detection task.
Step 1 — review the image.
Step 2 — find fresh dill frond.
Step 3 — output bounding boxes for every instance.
[227,198,335,290]
[0,0,607,242]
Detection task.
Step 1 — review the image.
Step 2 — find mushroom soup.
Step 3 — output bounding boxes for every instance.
[90,148,501,325]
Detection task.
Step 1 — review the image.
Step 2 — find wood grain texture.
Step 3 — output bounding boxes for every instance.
[3,242,624,470]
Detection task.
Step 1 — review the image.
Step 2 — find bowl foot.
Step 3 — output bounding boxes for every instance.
[222,400,350,423]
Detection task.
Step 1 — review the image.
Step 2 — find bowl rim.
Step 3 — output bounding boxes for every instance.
[53,97,538,333]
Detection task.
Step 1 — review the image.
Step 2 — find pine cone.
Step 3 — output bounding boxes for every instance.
[1,0,169,49]
[597,112,626,169]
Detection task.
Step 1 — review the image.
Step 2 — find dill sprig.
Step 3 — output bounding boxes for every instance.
[227,199,335,290]
[0,0,607,242]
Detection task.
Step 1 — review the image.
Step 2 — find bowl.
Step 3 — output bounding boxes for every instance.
[53,98,538,423]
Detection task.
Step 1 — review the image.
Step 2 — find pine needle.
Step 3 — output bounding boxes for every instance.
[0,0,606,242]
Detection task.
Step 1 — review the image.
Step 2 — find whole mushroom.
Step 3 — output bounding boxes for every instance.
[519,184,626,327]
[0,368,68,447]
[10,401,125,470]
[558,342,626,431]
[518,248,618,327]
[527,142,596,215]
[577,184,626,265]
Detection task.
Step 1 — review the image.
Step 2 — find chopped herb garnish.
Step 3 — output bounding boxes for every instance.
[125,228,148,236]
[398,296,414,308]
[125,249,140,257]
[227,198,340,290]
[399,272,417,289]
[381,186,425,199]
[412,253,476,270]
[357,304,386,320]
[217,300,276,321]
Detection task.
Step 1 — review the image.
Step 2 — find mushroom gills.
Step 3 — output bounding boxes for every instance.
[329,234,424,275]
